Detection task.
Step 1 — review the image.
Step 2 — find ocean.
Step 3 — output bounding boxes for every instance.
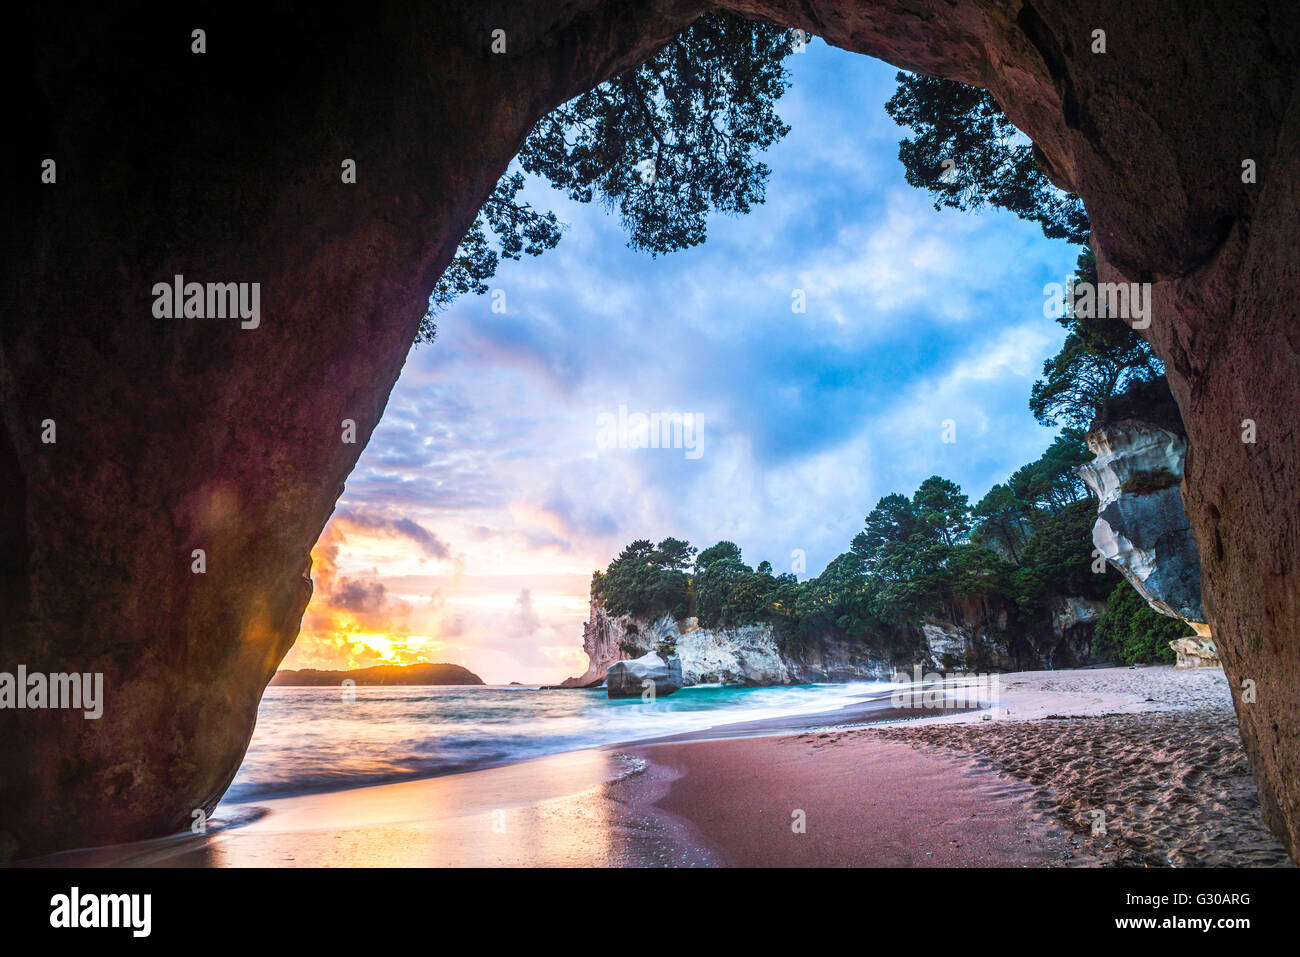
[221,681,897,805]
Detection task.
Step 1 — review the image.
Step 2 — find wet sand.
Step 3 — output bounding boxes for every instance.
[29,749,708,867]
[621,665,1293,867]
[24,665,1292,867]
[616,735,1073,866]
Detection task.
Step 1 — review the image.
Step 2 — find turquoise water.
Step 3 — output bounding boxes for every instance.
[222,681,893,804]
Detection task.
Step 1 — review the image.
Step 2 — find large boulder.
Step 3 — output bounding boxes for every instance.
[1078,380,1217,668]
[1170,637,1222,670]
[606,653,683,699]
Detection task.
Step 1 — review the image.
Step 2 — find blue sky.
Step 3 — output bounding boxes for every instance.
[283,40,1079,683]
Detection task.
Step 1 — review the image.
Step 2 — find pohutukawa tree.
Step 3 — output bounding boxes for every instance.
[423,13,796,341]
[885,74,1167,431]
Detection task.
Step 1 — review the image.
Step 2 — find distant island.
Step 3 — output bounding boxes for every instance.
[270,663,484,686]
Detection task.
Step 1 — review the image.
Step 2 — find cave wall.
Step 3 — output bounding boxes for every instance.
[3,1,1298,860]
[1,1,703,859]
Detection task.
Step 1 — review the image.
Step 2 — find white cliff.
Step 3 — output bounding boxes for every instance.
[1078,386,1217,667]
[559,600,894,688]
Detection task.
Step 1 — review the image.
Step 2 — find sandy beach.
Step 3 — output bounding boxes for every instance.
[620,665,1293,867]
[26,665,1292,868]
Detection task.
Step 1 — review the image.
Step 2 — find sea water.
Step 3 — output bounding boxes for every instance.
[222,681,894,804]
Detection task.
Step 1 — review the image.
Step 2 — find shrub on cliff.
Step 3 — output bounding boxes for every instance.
[695,541,795,629]
[1016,498,1118,603]
[1093,580,1188,664]
[593,537,695,621]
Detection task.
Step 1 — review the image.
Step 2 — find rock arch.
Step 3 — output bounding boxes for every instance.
[3,1,1297,860]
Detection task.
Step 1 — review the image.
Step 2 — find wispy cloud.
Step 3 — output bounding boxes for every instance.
[282,42,1078,683]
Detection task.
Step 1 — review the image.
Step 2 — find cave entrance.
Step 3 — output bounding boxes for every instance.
[243,36,1181,808]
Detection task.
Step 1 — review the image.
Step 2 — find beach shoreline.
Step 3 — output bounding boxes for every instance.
[23,665,1292,868]
[619,665,1293,867]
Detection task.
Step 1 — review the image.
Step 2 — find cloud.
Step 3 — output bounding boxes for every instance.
[509,589,542,638]
[332,509,452,560]
[278,43,1081,684]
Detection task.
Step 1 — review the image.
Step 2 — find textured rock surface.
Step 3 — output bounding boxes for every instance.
[606,652,684,698]
[1079,380,1220,670]
[920,594,1104,672]
[1170,637,1222,670]
[1048,597,1108,662]
[1079,416,1207,627]
[559,599,895,688]
[5,1,1299,860]
[558,597,644,689]
[563,592,1101,689]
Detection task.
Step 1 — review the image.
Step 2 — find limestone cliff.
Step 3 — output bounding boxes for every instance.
[920,593,1106,673]
[561,589,1106,689]
[1078,379,1216,666]
[560,598,895,688]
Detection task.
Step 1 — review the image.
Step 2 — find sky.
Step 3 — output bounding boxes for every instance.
[279,40,1080,684]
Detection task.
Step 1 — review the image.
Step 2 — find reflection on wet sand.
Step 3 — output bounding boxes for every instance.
[28,749,705,868]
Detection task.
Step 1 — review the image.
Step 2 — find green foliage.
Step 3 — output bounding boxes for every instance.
[1016,499,1117,602]
[420,171,563,344]
[970,482,1026,561]
[971,430,1094,564]
[1120,468,1181,495]
[421,14,795,342]
[695,540,797,629]
[913,476,971,546]
[789,552,868,641]
[1029,250,1165,429]
[593,537,696,621]
[1007,429,1092,514]
[1094,580,1188,664]
[883,73,1088,244]
[521,14,793,256]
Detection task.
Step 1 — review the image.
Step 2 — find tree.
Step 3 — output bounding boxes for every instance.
[694,542,795,629]
[1094,580,1188,664]
[883,73,1089,244]
[695,540,752,627]
[594,537,695,621]
[849,484,968,625]
[913,475,971,547]
[850,493,923,575]
[420,14,796,342]
[1016,498,1117,602]
[790,551,875,641]
[1029,249,1165,429]
[697,540,744,569]
[971,483,1027,562]
[1006,430,1093,518]
[420,173,562,343]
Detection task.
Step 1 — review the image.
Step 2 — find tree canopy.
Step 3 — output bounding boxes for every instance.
[1029,249,1164,429]
[421,13,795,342]
[885,75,1166,429]
[883,72,1089,244]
